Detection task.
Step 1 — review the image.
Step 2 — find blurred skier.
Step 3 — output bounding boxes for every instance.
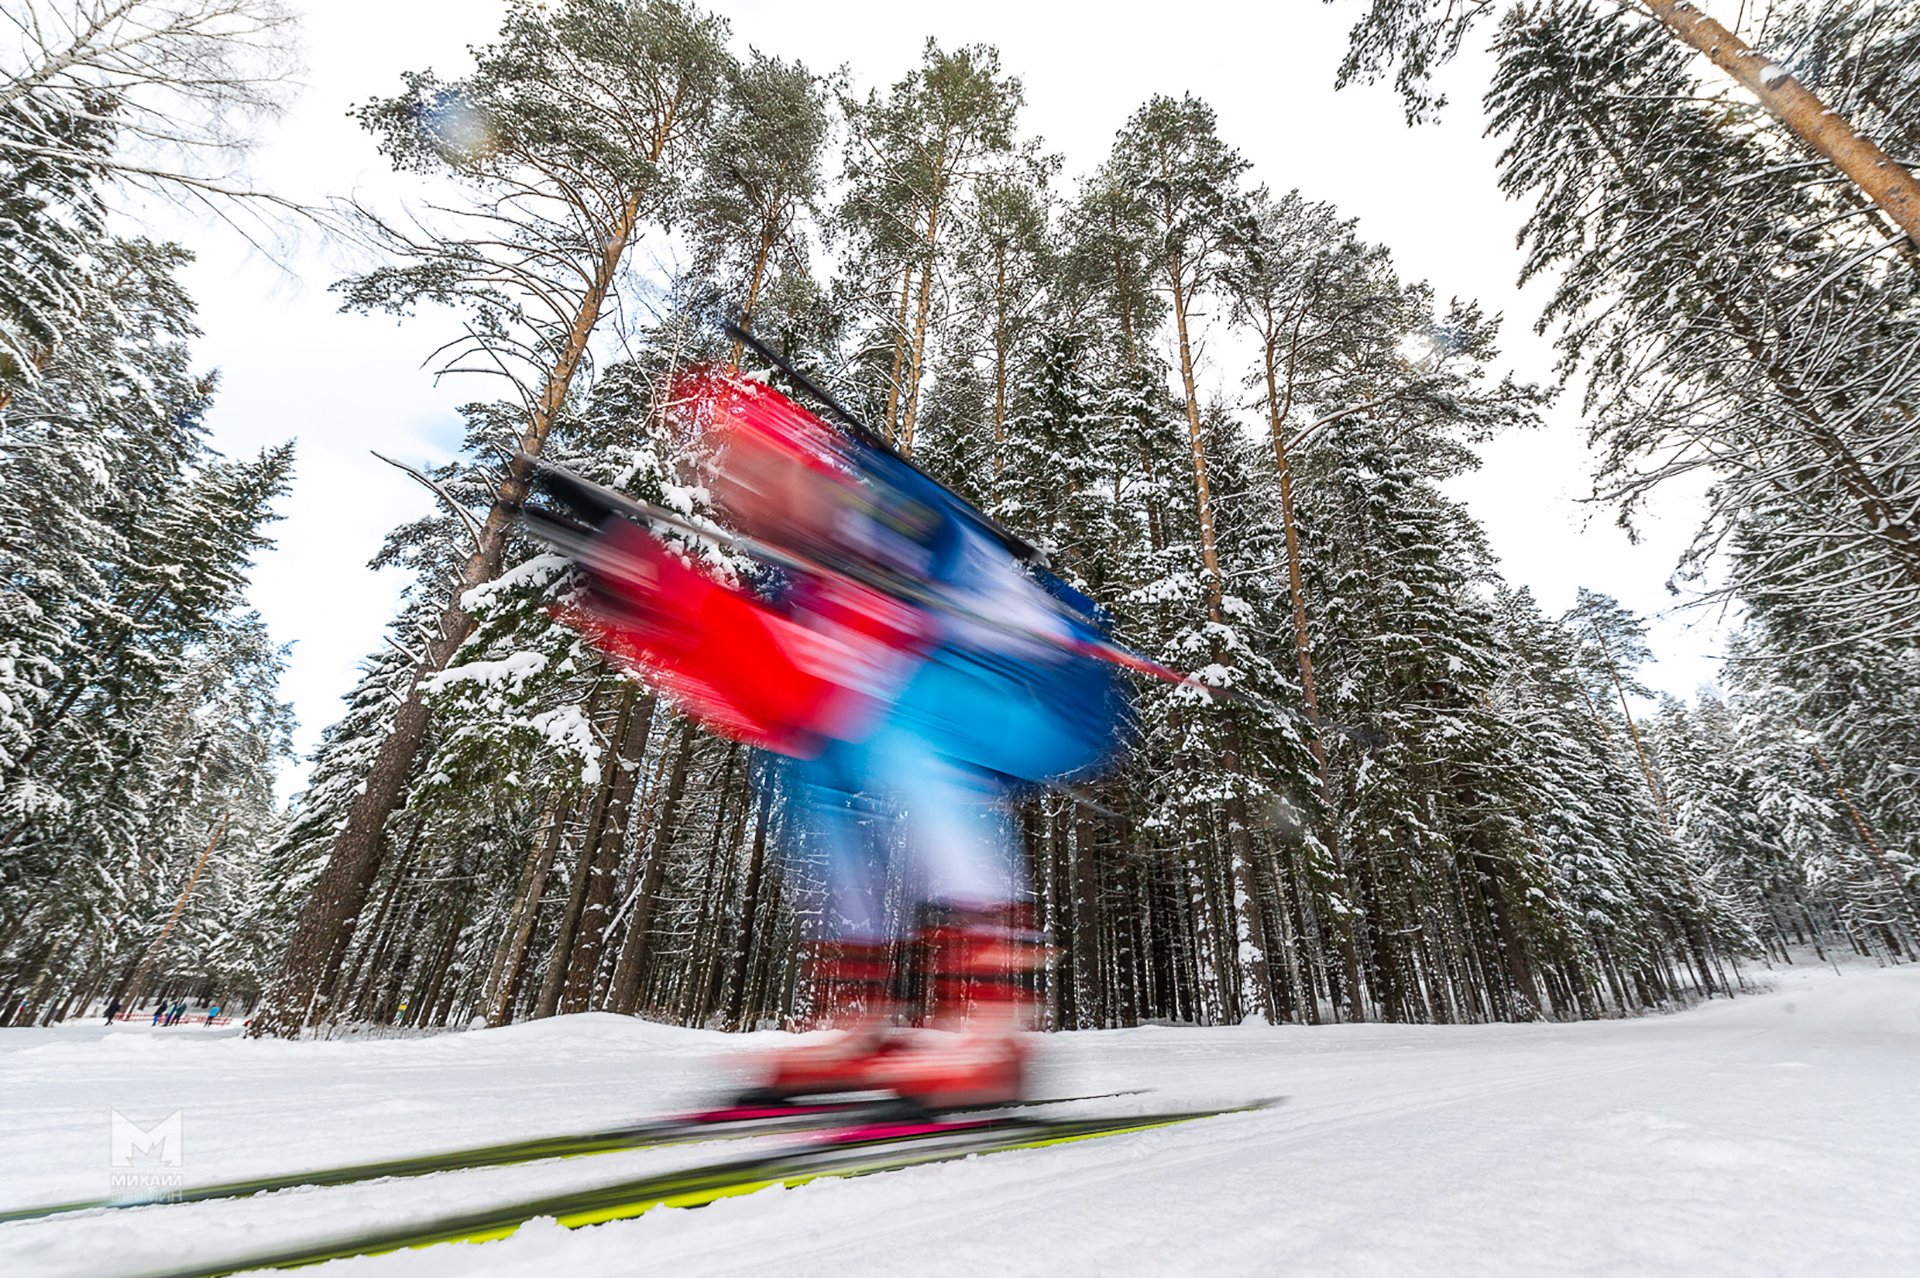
[524,367,1128,1108]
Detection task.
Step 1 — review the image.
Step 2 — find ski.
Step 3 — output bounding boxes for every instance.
[128,1099,1279,1278]
[0,1091,1139,1225]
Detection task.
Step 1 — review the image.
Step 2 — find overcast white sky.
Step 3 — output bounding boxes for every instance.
[149,0,1733,794]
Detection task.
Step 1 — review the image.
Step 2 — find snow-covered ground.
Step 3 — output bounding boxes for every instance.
[4,960,1917,1277]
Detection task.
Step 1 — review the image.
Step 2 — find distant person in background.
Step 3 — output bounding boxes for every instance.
[150,1005,165,1026]
[103,998,121,1025]
[205,1004,221,1025]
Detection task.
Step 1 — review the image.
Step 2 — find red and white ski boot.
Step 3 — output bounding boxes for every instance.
[863,905,1046,1110]
[755,939,903,1101]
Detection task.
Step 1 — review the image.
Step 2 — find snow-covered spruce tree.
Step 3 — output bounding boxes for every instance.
[0,0,300,393]
[1179,405,1334,1026]
[1561,591,1749,992]
[899,168,1237,1032]
[1725,519,1920,895]
[993,171,1277,1029]
[255,0,732,1037]
[48,434,296,1016]
[0,227,293,1022]
[0,94,112,390]
[0,237,200,823]
[1293,415,1554,1023]
[1649,693,1812,964]
[1716,625,1920,952]
[1486,585,1635,1015]
[110,612,293,1012]
[1487,4,1920,648]
[978,331,1171,1028]
[1492,588,1744,1010]
[444,351,712,1026]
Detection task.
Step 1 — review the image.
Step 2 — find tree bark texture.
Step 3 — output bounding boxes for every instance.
[1641,0,1920,245]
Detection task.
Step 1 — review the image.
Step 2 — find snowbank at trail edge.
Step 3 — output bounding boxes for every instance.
[3,960,1917,1277]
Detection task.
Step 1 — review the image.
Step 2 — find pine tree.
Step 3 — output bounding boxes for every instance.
[957,160,1055,478]
[254,0,733,1037]
[685,49,832,358]
[1103,95,1251,621]
[835,41,1023,450]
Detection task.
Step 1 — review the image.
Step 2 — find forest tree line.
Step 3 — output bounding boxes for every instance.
[1,0,1915,1033]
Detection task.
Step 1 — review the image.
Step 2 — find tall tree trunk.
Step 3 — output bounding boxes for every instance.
[728,227,778,367]
[559,690,655,1013]
[898,177,946,456]
[332,822,422,1020]
[413,887,472,1028]
[1640,0,1920,245]
[1164,248,1223,619]
[536,701,643,1020]
[881,257,917,440]
[1070,808,1104,1028]
[484,791,571,1025]
[122,813,228,1007]
[992,244,1009,476]
[724,783,775,1029]
[1257,334,1365,1019]
[1223,787,1273,1022]
[606,726,697,1014]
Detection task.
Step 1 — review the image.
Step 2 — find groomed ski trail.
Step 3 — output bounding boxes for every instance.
[4,960,1917,1276]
